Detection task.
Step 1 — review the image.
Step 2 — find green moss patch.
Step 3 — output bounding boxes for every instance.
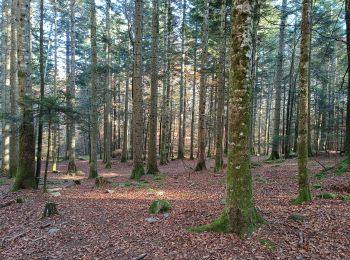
[148,199,171,214]
[313,183,322,189]
[259,239,276,250]
[288,213,306,221]
[336,159,349,176]
[317,192,336,199]
[341,194,350,201]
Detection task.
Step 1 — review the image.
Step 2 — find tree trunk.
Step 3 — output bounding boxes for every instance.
[214,0,227,172]
[67,0,77,174]
[295,0,312,203]
[345,0,350,157]
[193,0,263,237]
[52,0,58,173]
[160,0,171,165]
[9,0,18,178]
[1,0,11,176]
[195,0,209,171]
[121,42,131,162]
[270,0,287,160]
[177,0,186,159]
[35,0,45,187]
[190,23,198,160]
[13,0,36,190]
[89,0,98,179]
[104,0,112,168]
[147,0,159,174]
[130,0,145,179]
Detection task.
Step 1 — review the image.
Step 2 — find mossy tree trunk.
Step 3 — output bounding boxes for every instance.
[130,0,145,179]
[89,0,98,179]
[147,0,160,175]
[270,0,287,160]
[195,0,209,171]
[13,0,36,190]
[295,0,312,204]
[191,0,264,238]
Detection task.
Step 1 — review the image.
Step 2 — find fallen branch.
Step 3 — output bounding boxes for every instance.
[298,231,304,247]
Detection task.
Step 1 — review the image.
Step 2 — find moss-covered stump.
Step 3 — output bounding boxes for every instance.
[95,176,111,187]
[42,202,59,218]
[149,199,171,214]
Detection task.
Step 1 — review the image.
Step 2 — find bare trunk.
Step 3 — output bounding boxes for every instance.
[195,0,209,171]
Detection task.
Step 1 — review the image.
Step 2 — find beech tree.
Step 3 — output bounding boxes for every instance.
[295,0,312,203]
[190,0,264,237]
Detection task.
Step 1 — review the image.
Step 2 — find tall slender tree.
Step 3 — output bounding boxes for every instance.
[177,0,186,159]
[214,0,227,172]
[1,0,10,176]
[67,0,77,174]
[345,0,350,158]
[270,0,287,160]
[195,0,210,171]
[130,0,145,179]
[147,0,160,174]
[35,0,45,186]
[190,0,264,237]
[13,0,36,190]
[89,0,98,179]
[105,0,112,168]
[295,0,312,203]
[9,0,18,178]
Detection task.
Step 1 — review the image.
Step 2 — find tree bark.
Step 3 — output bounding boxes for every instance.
[67,0,77,174]
[13,0,36,190]
[130,0,145,179]
[89,0,98,179]
[295,0,312,203]
[177,0,186,159]
[9,0,18,178]
[193,0,263,237]
[270,0,287,160]
[345,0,350,157]
[214,0,227,172]
[147,0,160,174]
[35,0,45,187]
[195,0,209,171]
[104,0,112,168]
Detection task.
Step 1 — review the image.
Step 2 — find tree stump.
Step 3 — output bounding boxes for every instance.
[42,202,59,218]
[95,176,111,187]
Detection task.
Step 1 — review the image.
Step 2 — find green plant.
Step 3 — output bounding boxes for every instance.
[317,192,336,199]
[148,199,171,214]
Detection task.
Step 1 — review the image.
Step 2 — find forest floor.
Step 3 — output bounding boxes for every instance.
[0,155,350,259]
